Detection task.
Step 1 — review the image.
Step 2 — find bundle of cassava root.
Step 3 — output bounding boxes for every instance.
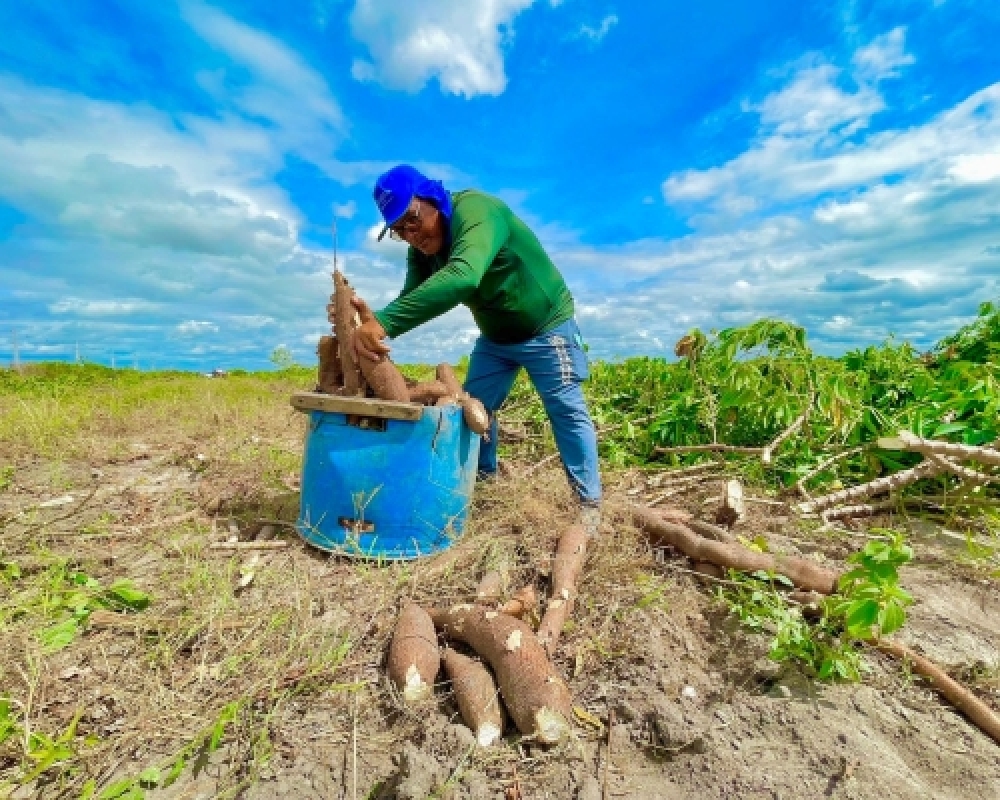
[317,271,489,434]
[386,524,584,746]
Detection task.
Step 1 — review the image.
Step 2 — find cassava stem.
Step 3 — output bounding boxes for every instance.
[796,460,941,515]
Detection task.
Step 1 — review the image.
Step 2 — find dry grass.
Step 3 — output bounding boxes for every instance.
[0,364,701,798]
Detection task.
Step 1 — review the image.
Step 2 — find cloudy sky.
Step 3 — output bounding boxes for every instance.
[1,0,998,369]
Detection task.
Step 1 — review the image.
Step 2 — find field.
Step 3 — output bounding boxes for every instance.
[1,304,999,799]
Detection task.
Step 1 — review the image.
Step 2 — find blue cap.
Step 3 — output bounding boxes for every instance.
[373,164,451,241]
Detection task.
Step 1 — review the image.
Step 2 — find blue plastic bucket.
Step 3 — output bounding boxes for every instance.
[295,403,480,559]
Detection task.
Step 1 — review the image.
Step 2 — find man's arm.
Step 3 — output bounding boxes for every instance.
[374,202,508,338]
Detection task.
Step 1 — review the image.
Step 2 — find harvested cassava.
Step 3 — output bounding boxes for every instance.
[357,355,410,403]
[316,335,343,394]
[714,479,745,527]
[332,271,365,396]
[685,517,738,545]
[442,648,503,747]
[436,363,490,435]
[409,380,452,405]
[498,585,538,619]
[387,604,441,704]
[876,639,1000,745]
[630,505,838,594]
[536,524,588,656]
[430,604,572,744]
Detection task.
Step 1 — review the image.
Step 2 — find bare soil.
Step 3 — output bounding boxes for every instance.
[2,423,999,799]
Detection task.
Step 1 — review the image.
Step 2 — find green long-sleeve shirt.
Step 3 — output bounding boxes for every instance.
[373,190,575,345]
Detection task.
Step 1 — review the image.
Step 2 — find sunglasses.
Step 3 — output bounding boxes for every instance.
[388,199,423,241]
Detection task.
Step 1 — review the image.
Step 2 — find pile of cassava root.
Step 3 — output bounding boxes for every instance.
[317,270,489,434]
[387,524,589,747]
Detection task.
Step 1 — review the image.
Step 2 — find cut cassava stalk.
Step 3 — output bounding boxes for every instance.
[653,444,764,456]
[408,380,452,405]
[316,335,343,394]
[820,499,896,523]
[879,430,1000,467]
[442,648,503,747]
[925,454,1000,486]
[761,397,812,465]
[332,271,365,397]
[536,524,588,656]
[429,604,573,744]
[876,639,1000,746]
[387,604,441,704]
[630,505,838,594]
[436,363,490,435]
[795,447,865,500]
[714,479,745,527]
[498,585,538,619]
[796,460,941,515]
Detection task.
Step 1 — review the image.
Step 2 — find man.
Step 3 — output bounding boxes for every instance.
[344,164,602,535]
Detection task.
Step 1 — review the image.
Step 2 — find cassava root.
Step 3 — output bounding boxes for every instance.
[436,363,490,435]
[536,524,588,656]
[430,604,572,744]
[630,505,838,594]
[387,604,440,704]
[442,648,503,747]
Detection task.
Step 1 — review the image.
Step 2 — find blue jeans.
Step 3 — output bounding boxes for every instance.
[464,319,602,503]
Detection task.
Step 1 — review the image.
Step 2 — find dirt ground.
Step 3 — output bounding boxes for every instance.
[2,417,1000,799]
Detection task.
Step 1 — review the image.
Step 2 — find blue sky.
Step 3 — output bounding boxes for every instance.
[1,0,998,369]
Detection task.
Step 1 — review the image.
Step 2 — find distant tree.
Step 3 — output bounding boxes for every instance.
[269,345,295,370]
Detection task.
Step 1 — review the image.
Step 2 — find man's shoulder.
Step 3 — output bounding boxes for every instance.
[452,190,509,220]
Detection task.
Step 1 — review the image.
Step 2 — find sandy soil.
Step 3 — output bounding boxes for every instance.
[2,442,999,799]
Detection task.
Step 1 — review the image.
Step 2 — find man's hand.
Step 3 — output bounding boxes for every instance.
[351,296,391,362]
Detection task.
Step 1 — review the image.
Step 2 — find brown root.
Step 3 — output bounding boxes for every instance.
[429,604,572,744]
[536,524,588,656]
[358,356,410,403]
[630,505,838,594]
[498,585,538,619]
[387,604,440,704]
[316,335,343,394]
[409,380,452,405]
[436,363,490,435]
[332,271,365,396]
[442,648,503,747]
[876,639,1000,745]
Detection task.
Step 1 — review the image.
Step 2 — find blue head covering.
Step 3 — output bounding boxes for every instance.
[373,164,452,241]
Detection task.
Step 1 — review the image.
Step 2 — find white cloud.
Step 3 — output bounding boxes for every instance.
[49,298,159,315]
[852,27,915,82]
[176,320,220,335]
[541,30,1000,357]
[348,0,535,97]
[573,14,618,44]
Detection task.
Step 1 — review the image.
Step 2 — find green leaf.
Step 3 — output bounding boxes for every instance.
[102,580,150,612]
[880,602,907,636]
[37,617,81,652]
[845,599,880,637]
[138,767,161,788]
